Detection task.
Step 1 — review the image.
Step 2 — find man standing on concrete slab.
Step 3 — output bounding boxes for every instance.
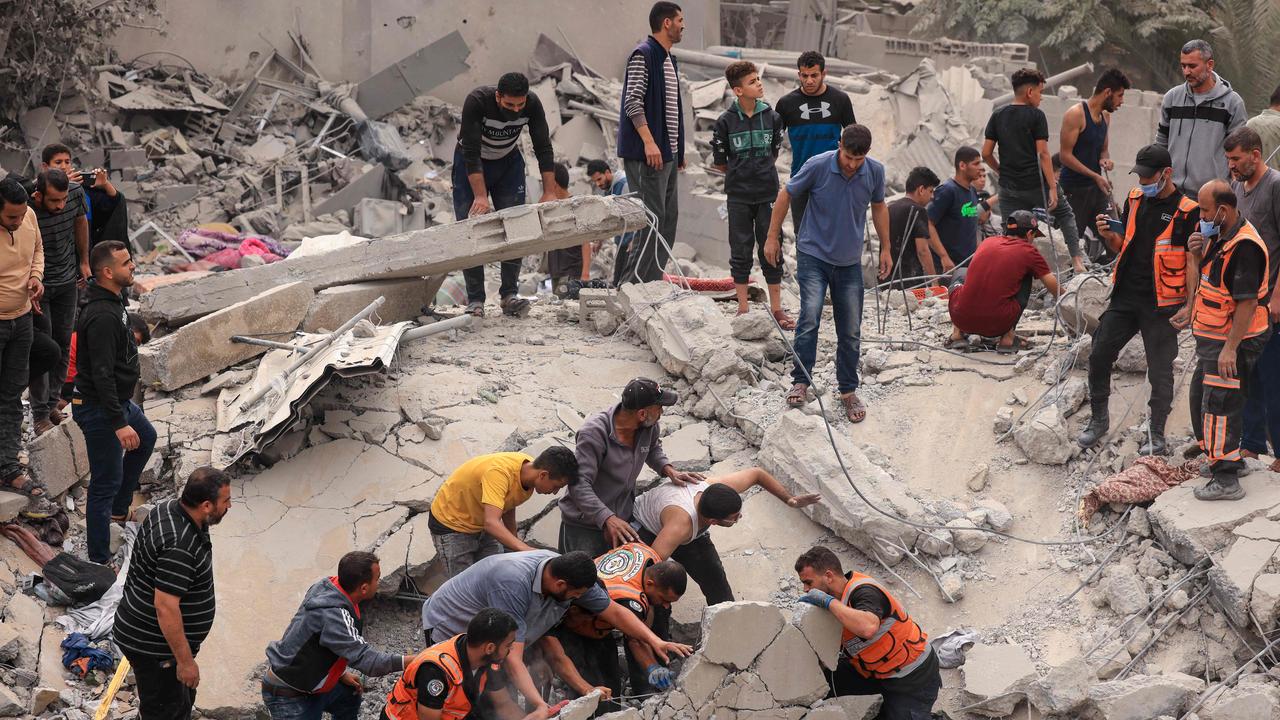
[1187,180,1271,501]
[453,72,556,318]
[1155,40,1248,198]
[983,68,1085,275]
[1248,85,1280,166]
[1078,145,1199,457]
[1059,69,1130,262]
[73,241,157,564]
[0,178,54,518]
[587,160,634,286]
[794,545,941,719]
[764,124,890,424]
[776,50,856,234]
[420,549,692,717]
[28,166,89,435]
[114,468,231,720]
[617,2,686,284]
[558,378,703,557]
[1225,128,1280,472]
[429,447,578,578]
[927,146,984,273]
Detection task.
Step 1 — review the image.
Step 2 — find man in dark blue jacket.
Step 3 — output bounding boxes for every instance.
[617,2,686,283]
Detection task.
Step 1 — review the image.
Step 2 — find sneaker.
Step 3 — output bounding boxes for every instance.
[1077,416,1109,448]
[1138,433,1168,456]
[1194,478,1245,501]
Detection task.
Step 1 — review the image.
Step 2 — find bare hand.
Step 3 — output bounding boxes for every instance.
[604,515,640,547]
[667,470,705,486]
[1094,174,1112,194]
[79,261,91,288]
[521,703,554,720]
[878,252,892,281]
[650,640,693,663]
[786,493,821,509]
[643,140,663,170]
[1170,305,1191,330]
[1100,158,1115,172]
[678,159,687,172]
[468,197,491,218]
[339,672,363,693]
[28,278,43,304]
[1046,189,1058,212]
[1218,345,1238,380]
[764,234,781,266]
[940,257,956,273]
[116,426,140,451]
[1188,232,1205,256]
[592,686,614,701]
[176,659,200,688]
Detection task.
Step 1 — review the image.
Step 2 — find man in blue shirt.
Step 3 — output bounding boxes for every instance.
[765,124,891,423]
[928,146,986,271]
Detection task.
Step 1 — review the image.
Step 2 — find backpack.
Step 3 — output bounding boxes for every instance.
[41,553,116,605]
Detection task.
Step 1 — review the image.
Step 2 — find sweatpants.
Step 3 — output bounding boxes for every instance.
[1191,340,1263,477]
[727,199,782,285]
[621,159,678,283]
[1087,294,1179,427]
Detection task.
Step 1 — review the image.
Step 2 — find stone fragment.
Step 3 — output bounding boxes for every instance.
[677,655,729,706]
[755,624,828,705]
[1251,574,1280,631]
[966,463,989,492]
[1027,655,1094,715]
[1083,672,1203,720]
[0,623,19,664]
[557,690,602,720]
[1202,682,1280,720]
[375,513,438,594]
[1115,337,1147,373]
[1058,273,1110,333]
[0,493,28,522]
[26,421,89,497]
[977,499,1013,531]
[32,627,66,713]
[1210,537,1280,626]
[3,591,42,672]
[618,282,735,380]
[916,529,954,557]
[716,672,774,710]
[961,643,1037,717]
[700,602,785,670]
[0,686,23,717]
[1101,564,1149,616]
[731,310,774,340]
[993,406,1014,434]
[792,603,842,670]
[802,696,882,720]
[946,518,988,553]
[663,423,711,471]
[1053,376,1089,417]
[1013,405,1075,465]
[302,278,430,332]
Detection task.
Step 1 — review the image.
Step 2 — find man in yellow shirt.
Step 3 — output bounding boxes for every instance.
[430,447,579,577]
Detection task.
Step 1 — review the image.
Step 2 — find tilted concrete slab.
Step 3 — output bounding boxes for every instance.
[26,421,89,497]
[140,195,649,325]
[1149,472,1280,566]
[302,278,430,332]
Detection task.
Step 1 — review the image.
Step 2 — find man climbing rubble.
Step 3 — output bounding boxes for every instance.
[794,546,942,719]
[1187,179,1272,501]
[453,71,556,318]
[1078,144,1199,456]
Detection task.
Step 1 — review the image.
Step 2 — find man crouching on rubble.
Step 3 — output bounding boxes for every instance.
[795,546,942,719]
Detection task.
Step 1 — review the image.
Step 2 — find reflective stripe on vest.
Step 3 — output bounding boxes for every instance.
[565,543,659,639]
[1192,221,1271,341]
[1113,188,1197,307]
[384,635,487,720]
[838,574,931,680]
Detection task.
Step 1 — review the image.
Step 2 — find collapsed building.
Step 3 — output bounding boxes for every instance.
[1,2,1279,720]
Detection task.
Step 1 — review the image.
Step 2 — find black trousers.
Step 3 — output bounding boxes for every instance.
[1063,182,1112,262]
[827,650,942,720]
[553,629,624,716]
[29,282,77,417]
[636,527,734,607]
[557,521,612,557]
[727,200,782,285]
[1191,339,1263,477]
[1087,294,1179,427]
[124,651,196,720]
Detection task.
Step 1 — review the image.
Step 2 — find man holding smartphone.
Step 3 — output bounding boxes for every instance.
[1078,145,1201,455]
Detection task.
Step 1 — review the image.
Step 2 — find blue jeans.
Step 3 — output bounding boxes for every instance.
[262,683,362,720]
[791,251,864,395]
[452,147,527,303]
[73,399,156,563]
[1242,326,1280,456]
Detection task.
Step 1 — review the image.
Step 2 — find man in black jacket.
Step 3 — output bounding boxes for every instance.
[262,552,410,720]
[72,240,156,564]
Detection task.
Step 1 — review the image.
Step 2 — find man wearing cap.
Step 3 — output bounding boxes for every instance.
[558,378,704,557]
[1078,145,1201,454]
[947,210,1061,352]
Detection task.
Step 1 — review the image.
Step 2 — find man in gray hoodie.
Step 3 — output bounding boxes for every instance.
[1156,39,1248,197]
[262,552,410,720]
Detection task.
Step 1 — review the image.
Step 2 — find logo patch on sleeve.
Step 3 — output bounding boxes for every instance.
[427,679,446,697]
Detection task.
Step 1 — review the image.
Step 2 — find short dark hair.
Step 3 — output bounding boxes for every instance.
[1094,68,1131,95]
[1010,68,1046,92]
[697,483,742,520]
[797,51,825,71]
[586,159,611,176]
[1181,39,1213,60]
[41,143,72,165]
[128,313,151,344]
[467,608,519,647]
[337,551,379,592]
[90,240,129,276]
[647,559,687,595]
[1270,83,1280,108]
[532,445,578,485]
[794,545,843,575]
[1210,181,1238,208]
[180,466,231,507]
[0,177,28,207]
[905,166,941,193]
[840,124,872,156]
[1224,127,1263,154]
[552,162,570,191]
[649,1,682,32]
[548,551,600,589]
[36,169,69,195]
[725,60,757,89]
[954,146,981,169]
[496,72,530,97]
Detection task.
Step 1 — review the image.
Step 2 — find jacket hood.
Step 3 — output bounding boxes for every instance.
[302,577,359,615]
[83,284,126,306]
[1181,73,1234,103]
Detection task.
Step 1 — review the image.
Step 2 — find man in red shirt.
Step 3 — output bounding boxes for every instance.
[947,210,1061,352]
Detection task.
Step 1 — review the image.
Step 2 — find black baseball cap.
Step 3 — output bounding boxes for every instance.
[621,377,678,409]
[1005,210,1045,238]
[1131,145,1172,177]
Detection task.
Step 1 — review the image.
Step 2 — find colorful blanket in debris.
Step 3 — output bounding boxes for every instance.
[1078,456,1205,523]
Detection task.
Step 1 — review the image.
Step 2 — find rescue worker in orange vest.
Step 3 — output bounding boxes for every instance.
[381,608,533,720]
[1078,145,1201,455]
[545,543,687,714]
[794,546,941,720]
[1187,179,1273,501]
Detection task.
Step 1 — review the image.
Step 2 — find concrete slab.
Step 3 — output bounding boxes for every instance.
[663,422,711,471]
[376,513,438,594]
[961,643,1036,717]
[356,31,471,120]
[1211,537,1280,626]
[700,601,784,670]
[302,278,428,332]
[1084,672,1203,720]
[312,164,386,219]
[754,624,827,705]
[0,493,28,522]
[25,421,89,497]
[1149,474,1280,565]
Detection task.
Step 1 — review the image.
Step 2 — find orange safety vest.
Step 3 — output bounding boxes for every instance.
[384,635,490,720]
[1113,187,1199,307]
[1192,220,1271,342]
[562,542,659,639]
[840,573,931,680]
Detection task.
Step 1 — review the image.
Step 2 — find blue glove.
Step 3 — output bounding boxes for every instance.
[798,589,836,610]
[647,663,673,690]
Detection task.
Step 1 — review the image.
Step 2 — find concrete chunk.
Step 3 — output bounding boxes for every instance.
[618,282,734,380]
[0,493,29,522]
[663,422,711,471]
[1211,537,1280,626]
[1027,655,1095,716]
[700,602,785,670]
[754,624,828,705]
[1202,682,1280,720]
[1083,672,1203,720]
[1251,574,1280,631]
[557,689,602,720]
[961,643,1037,717]
[3,591,42,672]
[1148,471,1280,566]
[803,696,882,720]
[375,513,438,595]
[31,628,66,714]
[26,421,89,497]
[0,686,24,717]
[792,604,842,670]
[303,279,429,333]
[140,282,314,390]
[677,655,729,706]
[1013,405,1076,465]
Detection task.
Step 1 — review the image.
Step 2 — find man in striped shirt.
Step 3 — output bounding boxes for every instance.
[113,468,231,720]
[616,2,686,283]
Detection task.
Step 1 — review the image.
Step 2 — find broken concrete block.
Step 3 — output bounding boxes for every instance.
[31,628,66,714]
[803,696,882,719]
[715,671,774,710]
[0,685,24,717]
[618,282,735,380]
[1027,655,1095,716]
[1083,672,1203,720]
[961,643,1037,717]
[1210,536,1280,626]
[755,623,828,705]
[731,310,774,341]
[140,282,314,390]
[0,493,29,522]
[596,710,643,720]
[557,689,602,720]
[663,422,711,471]
[1115,336,1147,373]
[353,197,407,237]
[1053,376,1089,417]
[375,513,437,595]
[1101,564,1149,616]
[153,183,199,207]
[1148,474,1280,566]
[1013,405,1075,465]
[1251,573,1280,631]
[945,518,988,553]
[109,147,148,169]
[700,602,785,670]
[142,196,647,325]
[976,500,1014,531]
[0,623,21,664]
[1058,273,1111,334]
[792,603,842,670]
[677,654,729,706]
[26,421,89,497]
[3,591,42,672]
[1202,682,1280,720]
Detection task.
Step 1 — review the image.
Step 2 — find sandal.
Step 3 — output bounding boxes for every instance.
[995,335,1032,355]
[840,392,867,423]
[0,473,56,519]
[772,309,796,331]
[944,337,970,350]
[500,296,531,318]
[786,383,809,408]
[465,302,485,318]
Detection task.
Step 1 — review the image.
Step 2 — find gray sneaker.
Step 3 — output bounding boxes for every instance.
[1194,478,1245,501]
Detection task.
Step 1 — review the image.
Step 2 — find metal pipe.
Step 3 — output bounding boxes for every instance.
[230,335,304,353]
[400,314,476,342]
[992,63,1094,107]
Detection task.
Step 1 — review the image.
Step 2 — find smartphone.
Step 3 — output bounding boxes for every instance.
[1106,218,1124,234]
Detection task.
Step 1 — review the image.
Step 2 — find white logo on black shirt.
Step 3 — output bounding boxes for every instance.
[799,102,832,120]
